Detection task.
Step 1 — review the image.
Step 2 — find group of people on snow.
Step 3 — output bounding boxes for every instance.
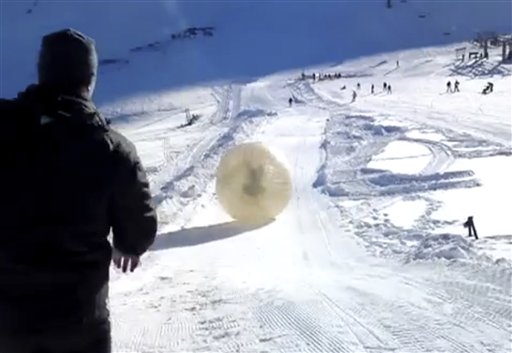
[350,81,393,102]
[301,72,344,82]
[446,79,495,95]
[383,82,392,94]
[446,80,460,93]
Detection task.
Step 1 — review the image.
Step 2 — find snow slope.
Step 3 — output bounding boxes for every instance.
[2,1,512,352]
[98,42,512,352]
[305,42,512,263]
[1,0,511,102]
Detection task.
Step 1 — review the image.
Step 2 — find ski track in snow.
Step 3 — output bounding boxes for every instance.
[108,45,511,353]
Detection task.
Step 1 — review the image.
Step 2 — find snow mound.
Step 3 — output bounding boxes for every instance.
[324,184,349,197]
[369,170,475,187]
[313,164,348,197]
[236,109,277,119]
[360,168,388,175]
[312,164,327,189]
[407,233,476,262]
[362,123,403,136]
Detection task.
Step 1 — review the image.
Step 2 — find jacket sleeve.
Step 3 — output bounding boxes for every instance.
[109,134,157,256]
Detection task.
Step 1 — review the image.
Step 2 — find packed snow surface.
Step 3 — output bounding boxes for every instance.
[2,1,511,352]
[107,43,511,352]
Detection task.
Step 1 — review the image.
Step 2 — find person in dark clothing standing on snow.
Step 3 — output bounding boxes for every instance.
[446,80,452,93]
[0,29,157,353]
[383,82,387,91]
[454,80,460,92]
[371,84,375,94]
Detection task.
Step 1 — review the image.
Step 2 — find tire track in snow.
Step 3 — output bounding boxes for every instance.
[254,299,357,353]
[433,277,512,332]
[112,273,280,352]
[384,305,482,353]
[316,290,399,352]
[366,267,512,352]
[401,137,455,175]
[343,285,481,353]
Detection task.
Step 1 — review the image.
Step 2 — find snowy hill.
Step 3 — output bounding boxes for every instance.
[1,0,511,102]
[1,1,512,353]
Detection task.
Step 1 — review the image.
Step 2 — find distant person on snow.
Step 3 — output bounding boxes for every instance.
[357,82,361,90]
[446,80,452,93]
[371,84,375,94]
[454,80,460,92]
[352,90,357,102]
[396,60,400,68]
[288,97,293,107]
[383,82,387,91]
[0,28,157,353]
[387,84,392,94]
[482,82,494,94]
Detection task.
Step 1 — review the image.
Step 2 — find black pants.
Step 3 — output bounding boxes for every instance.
[0,319,111,353]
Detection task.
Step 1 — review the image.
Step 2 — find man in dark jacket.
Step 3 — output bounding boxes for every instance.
[0,28,157,353]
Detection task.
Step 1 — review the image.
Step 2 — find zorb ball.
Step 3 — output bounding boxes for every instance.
[215,142,292,224]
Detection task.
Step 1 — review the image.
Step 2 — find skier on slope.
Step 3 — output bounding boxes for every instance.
[288,97,293,107]
[446,80,452,93]
[352,90,357,102]
[371,84,375,94]
[454,80,460,92]
[0,28,157,353]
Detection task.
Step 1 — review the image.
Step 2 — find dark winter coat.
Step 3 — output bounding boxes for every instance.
[0,84,157,332]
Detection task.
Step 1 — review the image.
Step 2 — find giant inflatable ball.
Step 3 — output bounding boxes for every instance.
[215,142,292,224]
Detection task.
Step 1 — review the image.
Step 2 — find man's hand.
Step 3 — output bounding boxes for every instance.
[112,248,140,273]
